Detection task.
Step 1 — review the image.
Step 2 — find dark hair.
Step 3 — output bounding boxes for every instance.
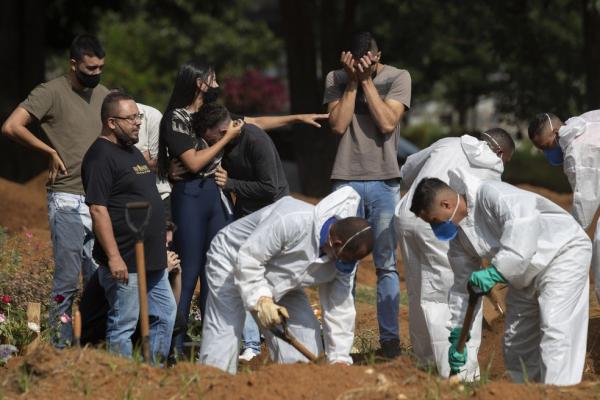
[100,91,134,124]
[480,127,515,155]
[528,113,558,140]
[158,60,214,179]
[410,178,451,216]
[333,217,374,256]
[350,31,378,58]
[192,103,231,139]
[70,34,105,61]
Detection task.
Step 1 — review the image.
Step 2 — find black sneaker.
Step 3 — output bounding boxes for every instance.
[380,339,401,359]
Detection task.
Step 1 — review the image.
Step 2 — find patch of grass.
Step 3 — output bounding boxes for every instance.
[355,286,376,305]
[17,364,32,394]
[355,285,409,306]
[352,328,378,365]
[400,291,409,305]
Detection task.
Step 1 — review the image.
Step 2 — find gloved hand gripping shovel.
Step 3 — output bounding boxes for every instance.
[125,201,152,362]
[269,312,321,363]
[449,283,484,381]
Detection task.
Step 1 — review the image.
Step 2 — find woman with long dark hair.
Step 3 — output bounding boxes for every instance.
[158,60,243,356]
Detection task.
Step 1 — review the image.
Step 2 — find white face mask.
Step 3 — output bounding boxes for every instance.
[328,225,371,273]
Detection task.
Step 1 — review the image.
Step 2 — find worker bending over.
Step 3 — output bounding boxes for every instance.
[529,111,600,302]
[199,186,373,374]
[410,170,591,385]
[394,129,514,379]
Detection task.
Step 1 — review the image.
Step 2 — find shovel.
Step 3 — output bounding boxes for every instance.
[449,283,484,382]
[125,201,152,362]
[270,315,321,363]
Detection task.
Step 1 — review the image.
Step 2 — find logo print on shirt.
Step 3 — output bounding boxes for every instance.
[132,164,151,175]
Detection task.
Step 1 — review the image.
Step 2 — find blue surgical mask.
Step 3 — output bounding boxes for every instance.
[430,192,460,241]
[322,219,371,274]
[543,145,564,166]
[334,260,358,274]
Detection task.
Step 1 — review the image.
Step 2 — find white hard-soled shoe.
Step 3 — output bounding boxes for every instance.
[238,348,258,362]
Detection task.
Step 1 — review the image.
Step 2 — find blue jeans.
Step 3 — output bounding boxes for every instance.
[47,191,98,347]
[332,180,401,342]
[98,267,176,360]
[171,178,233,353]
[242,311,261,353]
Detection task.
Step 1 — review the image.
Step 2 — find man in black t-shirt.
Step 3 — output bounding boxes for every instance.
[193,104,290,219]
[82,91,176,360]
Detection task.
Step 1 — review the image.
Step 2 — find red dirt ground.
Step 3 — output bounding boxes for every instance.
[1,175,600,399]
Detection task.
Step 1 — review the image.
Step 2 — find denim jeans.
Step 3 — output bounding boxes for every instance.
[170,178,233,353]
[242,311,261,354]
[332,180,401,343]
[98,267,176,361]
[47,191,98,347]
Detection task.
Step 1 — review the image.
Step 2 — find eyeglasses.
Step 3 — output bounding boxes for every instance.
[110,113,144,123]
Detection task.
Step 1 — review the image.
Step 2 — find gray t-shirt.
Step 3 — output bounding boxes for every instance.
[20,75,109,194]
[323,65,411,180]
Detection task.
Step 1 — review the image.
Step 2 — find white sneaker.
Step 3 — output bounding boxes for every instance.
[238,348,258,362]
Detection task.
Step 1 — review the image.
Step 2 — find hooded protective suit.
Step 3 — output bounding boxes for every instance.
[394,135,503,379]
[446,169,591,385]
[199,186,361,373]
[557,110,600,301]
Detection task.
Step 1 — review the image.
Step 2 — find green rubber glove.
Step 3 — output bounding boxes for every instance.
[468,265,507,294]
[448,327,468,375]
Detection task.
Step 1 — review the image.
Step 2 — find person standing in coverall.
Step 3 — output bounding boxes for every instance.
[410,170,591,385]
[199,186,373,373]
[394,129,514,379]
[528,111,600,302]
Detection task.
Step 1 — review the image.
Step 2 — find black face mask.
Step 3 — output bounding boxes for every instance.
[113,122,136,147]
[75,69,101,89]
[202,86,221,104]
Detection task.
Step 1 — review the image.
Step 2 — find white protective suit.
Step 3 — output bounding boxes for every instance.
[446,169,591,385]
[199,186,361,374]
[557,110,600,301]
[394,135,504,379]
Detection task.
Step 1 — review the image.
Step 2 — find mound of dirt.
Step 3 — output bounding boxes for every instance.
[2,344,598,399]
[0,174,48,232]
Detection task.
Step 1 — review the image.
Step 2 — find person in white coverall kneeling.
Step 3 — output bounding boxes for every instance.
[528,111,600,303]
[410,170,591,385]
[394,128,515,379]
[198,186,373,373]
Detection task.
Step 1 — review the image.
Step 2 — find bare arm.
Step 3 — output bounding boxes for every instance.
[357,54,406,135]
[1,107,67,182]
[327,52,358,135]
[142,151,158,172]
[89,204,128,283]
[245,114,329,130]
[361,79,405,134]
[178,120,243,173]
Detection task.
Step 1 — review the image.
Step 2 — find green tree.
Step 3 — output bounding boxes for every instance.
[98,0,283,110]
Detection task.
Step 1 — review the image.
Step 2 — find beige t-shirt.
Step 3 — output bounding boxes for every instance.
[323,65,411,180]
[20,75,109,194]
[135,103,171,199]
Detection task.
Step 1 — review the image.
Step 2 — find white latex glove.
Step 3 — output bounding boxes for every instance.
[255,296,289,328]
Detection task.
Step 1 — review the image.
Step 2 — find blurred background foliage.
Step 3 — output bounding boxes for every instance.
[2,0,599,194]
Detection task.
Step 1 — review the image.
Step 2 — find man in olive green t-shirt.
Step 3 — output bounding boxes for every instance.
[1,34,109,347]
[323,31,411,358]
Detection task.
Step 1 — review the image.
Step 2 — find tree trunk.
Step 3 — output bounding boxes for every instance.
[280,0,338,197]
[0,0,47,183]
[583,0,600,109]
